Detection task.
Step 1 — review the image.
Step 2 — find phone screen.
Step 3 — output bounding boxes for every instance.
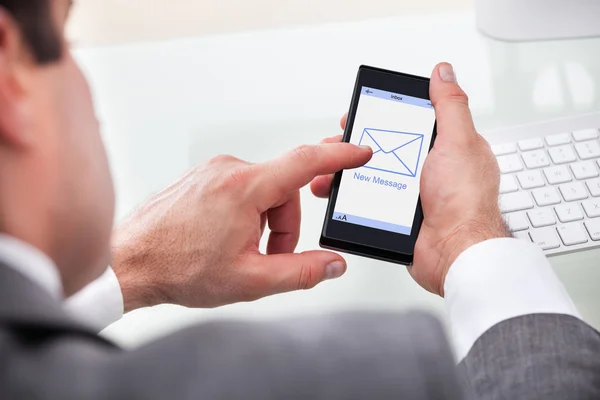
[332,86,436,236]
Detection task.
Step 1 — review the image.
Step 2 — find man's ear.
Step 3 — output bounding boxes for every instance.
[0,8,34,149]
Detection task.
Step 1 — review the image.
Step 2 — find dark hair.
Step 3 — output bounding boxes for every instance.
[0,0,62,63]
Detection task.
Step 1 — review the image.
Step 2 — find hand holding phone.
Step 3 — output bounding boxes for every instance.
[320,66,437,266]
[318,64,508,295]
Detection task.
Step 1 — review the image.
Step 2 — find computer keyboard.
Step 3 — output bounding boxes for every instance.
[486,112,600,257]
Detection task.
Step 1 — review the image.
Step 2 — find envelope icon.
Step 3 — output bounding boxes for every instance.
[358,128,425,178]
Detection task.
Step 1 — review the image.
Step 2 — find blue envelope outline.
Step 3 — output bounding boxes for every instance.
[358,128,425,178]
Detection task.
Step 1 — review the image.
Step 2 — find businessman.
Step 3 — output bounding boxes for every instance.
[1,0,600,398]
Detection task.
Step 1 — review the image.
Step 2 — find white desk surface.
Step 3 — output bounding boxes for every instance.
[73,11,600,347]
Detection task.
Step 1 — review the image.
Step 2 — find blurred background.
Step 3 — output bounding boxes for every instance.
[66,0,473,45]
[65,0,600,347]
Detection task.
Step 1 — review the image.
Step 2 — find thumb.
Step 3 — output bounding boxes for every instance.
[430,63,477,143]
[249,251,347,295]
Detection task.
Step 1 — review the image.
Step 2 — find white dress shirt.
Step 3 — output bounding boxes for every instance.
[65,267,124,330]
[0,234,582,359]
[445,237,580,361]
[0,234,123,331]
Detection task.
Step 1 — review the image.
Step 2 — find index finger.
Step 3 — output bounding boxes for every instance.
[255,143,372,210]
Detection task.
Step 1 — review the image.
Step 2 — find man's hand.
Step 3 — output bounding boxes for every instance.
[311,63,510,297]
[112,143,372,312]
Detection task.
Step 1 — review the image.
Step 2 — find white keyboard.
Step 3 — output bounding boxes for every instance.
[485,112,600,257]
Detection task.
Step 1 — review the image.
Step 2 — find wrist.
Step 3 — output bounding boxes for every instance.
[438,214,511,296]
[111,242,165,313]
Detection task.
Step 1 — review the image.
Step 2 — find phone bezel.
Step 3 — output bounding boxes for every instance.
[320,65,437,266]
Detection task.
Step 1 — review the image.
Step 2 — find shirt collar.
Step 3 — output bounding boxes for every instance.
[0,234,63,300]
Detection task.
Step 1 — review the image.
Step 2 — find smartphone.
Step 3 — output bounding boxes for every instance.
[320,65,437,266]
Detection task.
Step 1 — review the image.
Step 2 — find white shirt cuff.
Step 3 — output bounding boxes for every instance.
[444,238,581,362]
[64,267,124,331]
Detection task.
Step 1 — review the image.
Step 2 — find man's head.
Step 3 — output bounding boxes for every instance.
[0,0,115,296]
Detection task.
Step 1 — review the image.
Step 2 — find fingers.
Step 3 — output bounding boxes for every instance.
[306,113,349,198]
[309,134,343,198]
[256,143,372,210]
[340,113,348,130]
[320,134,343,144]
[266,191,301,254]
[430,63,477,144]
[310,175,335,198]
[248,250,347,296]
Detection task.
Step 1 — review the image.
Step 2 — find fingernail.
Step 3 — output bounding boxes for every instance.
[439,63,456,83]
[360,145,373,152]
[325,261,346,280]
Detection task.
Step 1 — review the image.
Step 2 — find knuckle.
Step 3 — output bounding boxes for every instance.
[455,90,469,104]
[207,154,237,166]
[473,134,490,150]
[444,92,469,107]
[478,135,492,150]
[227,165,254,186]
[291,144,317,164]
[448,84,470,103]
[477,137,498,163]
[297,261,316,291]
[435,89,469,108]
[205,156,255,193]
[266,162,285,191]
[216,167,254,196]
[206,169,254,198]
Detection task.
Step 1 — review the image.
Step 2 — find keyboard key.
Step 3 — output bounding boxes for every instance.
[555,204,584,223]
[517,170,545,189]
[572,128,599,142]
[545,133,572,147]
[521,150,550,169]
[559,182,588,202]
[543,165,572,184]
[527,209,557,228]
[499,175,519,194]
[586,178,600,197]
[530,228,561,250]
[497,154,524,174]
[514,231,532,242]
[491,142,517,156]
[504,212,529,232]
[575,140,600,160]
[557,223,588,246]
[499,192,534,213]
[532,187,561,206]
[584,219,600,241]
[518,138,544,151]
[570,161,599,180]
[582,199,600,218]
[548,145,577,164]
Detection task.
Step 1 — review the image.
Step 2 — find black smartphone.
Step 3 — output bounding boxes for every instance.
[320,65,437,266]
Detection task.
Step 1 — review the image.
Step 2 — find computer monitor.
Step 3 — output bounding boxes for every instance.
[476,0,600,41]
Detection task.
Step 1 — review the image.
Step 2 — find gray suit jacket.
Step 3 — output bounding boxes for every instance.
[0,262,598,399]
